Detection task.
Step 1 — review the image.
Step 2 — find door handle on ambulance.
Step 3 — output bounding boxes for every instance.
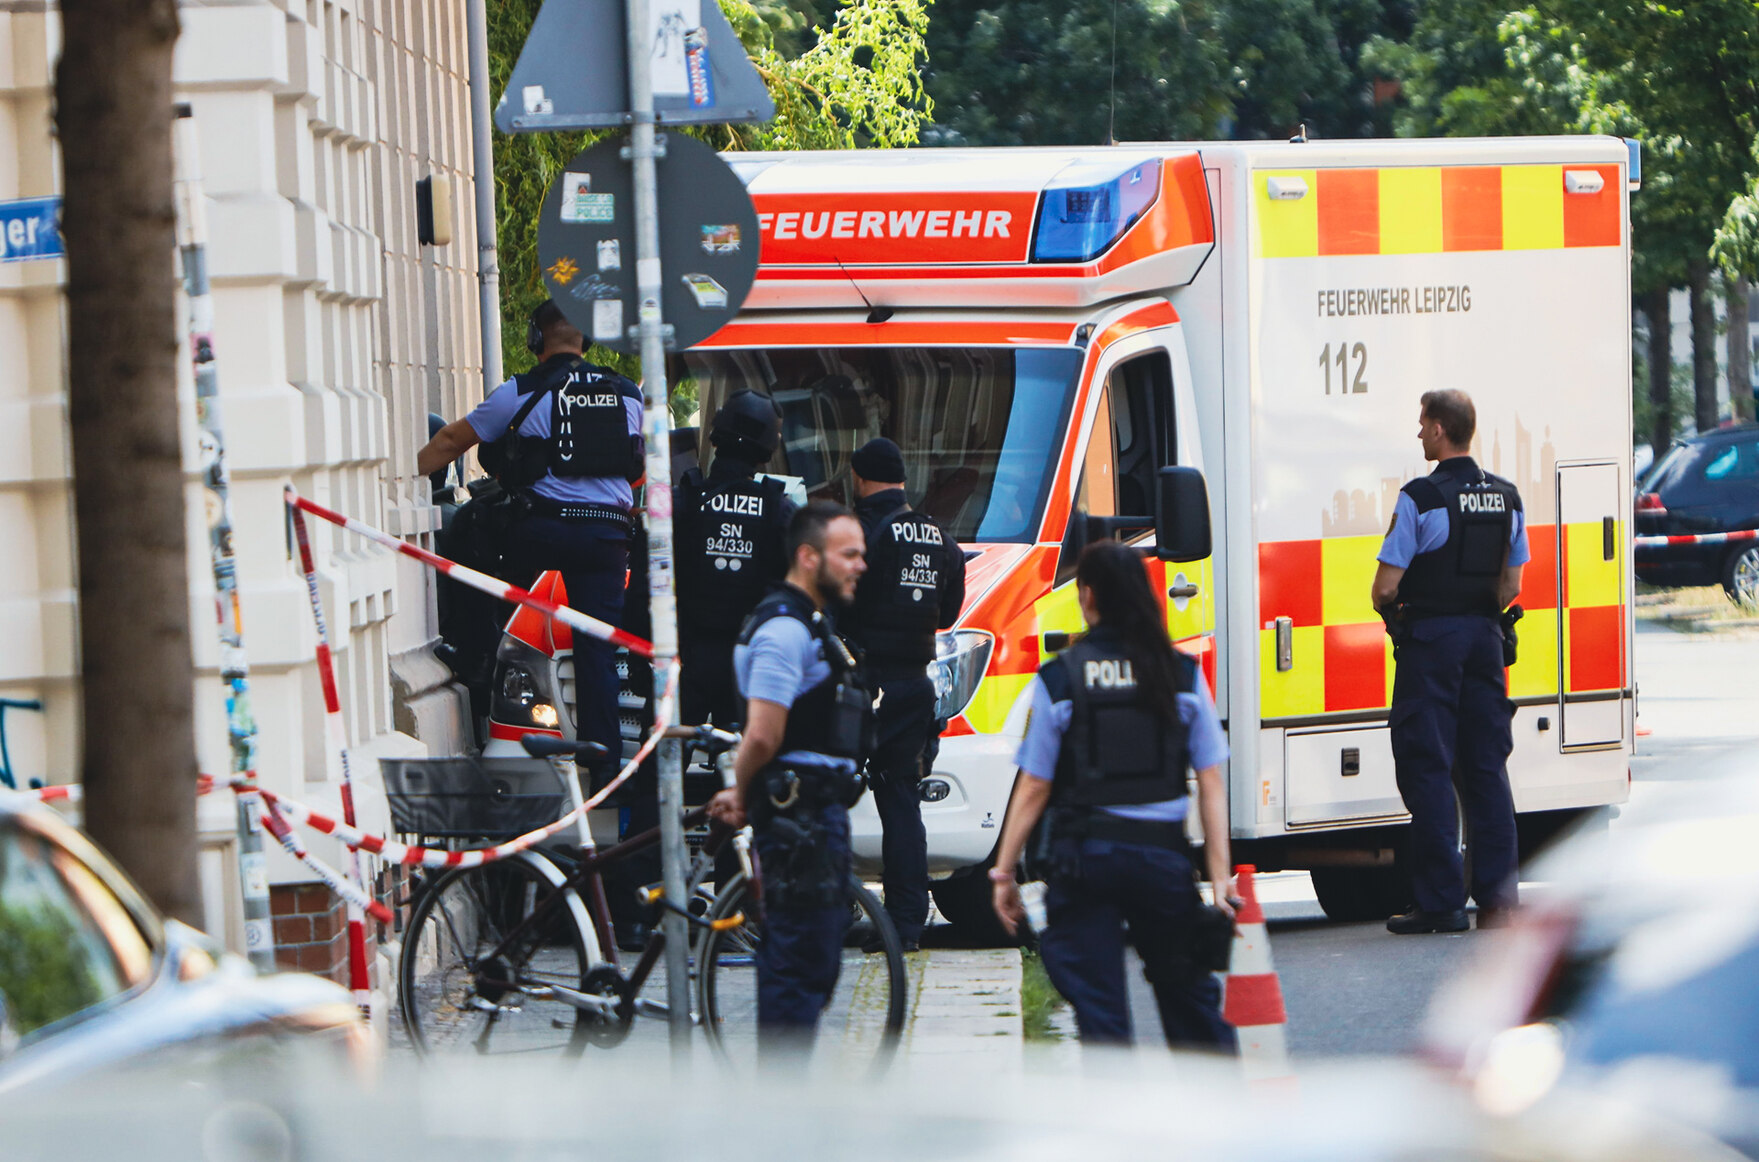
[1274,617,1294,672]
[1168,583,1200,600]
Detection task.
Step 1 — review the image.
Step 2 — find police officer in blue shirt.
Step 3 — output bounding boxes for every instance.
[990,541,1237,1049]
[1372,389,1528,935]
[706,501,871,1050]
[418,300,644,761]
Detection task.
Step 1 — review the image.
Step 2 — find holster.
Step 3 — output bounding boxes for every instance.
[1379,603,1412,649]
[1500,604,1524,667]
[748,767,858,910]
[1187,904,1235,974]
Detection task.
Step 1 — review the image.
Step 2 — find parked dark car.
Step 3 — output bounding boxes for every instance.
[0,797,369,1093]
[1633,424,1759,603]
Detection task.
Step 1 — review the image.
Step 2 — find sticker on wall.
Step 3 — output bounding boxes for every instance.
[592,299,625,343]
[567,274,619,301]
[700,224,741,254]
[597,239,622,271]
[561,173,613,223]
[522,85,553,116]
[545,255,580,286]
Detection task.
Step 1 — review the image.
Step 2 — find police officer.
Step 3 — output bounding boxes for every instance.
[706,501,870,1052]
[990,541,1236,1049]
[841,437,963,951]
[1372,389,1528,934]
[417,300,644,761]
[675,390,795,729]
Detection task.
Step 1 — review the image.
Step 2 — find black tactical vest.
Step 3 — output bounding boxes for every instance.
[1049,636,1192,810]
[848,505,951,665]
[1395,458,1521,620]
[676,467,789,635]
[507,357,642,482]
[737,587,873,761]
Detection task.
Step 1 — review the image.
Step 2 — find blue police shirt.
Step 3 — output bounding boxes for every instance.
[1377,486,1530,568]
[1013,662,1229,823]
[466,369,644,508]
[734,613,859,775]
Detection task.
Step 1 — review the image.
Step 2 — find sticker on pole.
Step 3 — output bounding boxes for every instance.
[536,134,760,352]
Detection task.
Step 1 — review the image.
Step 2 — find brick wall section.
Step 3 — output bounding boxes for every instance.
[270,867,408,985]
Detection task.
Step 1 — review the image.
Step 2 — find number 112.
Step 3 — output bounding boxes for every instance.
[1320,342,1368,395]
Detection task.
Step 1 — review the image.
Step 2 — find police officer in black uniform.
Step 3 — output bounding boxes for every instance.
[418,300,644,760]
[1372,389,1529,934]
[706,501,871,1054]
[990,541,1236,1048]
[839,438,964,951]
[675,390,795,729]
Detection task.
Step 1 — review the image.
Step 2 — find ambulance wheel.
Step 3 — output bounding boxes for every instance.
[932,865,1017,947]
[1723,544,1759,607]
[1310,866,1408,923]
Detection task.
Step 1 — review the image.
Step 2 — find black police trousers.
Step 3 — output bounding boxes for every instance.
[680,632,741,729]
[1389,614,1519,915]
[864,664,936,946]
[1040,838,1236,1050]
[753,801,851,1056]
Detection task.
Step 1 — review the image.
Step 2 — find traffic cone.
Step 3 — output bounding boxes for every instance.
[1222,864,1293,1082]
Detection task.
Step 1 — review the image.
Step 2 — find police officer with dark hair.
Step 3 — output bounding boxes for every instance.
[706,501,870,1053]
[990,540,1236,1048]
[675,390,796,729]
[1372,388,1528,935]
[418,300,644,761]
[840,437,963,951]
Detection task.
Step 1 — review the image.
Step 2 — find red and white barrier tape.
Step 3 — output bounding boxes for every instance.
[286,491,654,658]
[287,492,374,1012]
[235,662,678,871]
[260,799,394,925]
[1633,528,1759,548]
[32,774,216,805]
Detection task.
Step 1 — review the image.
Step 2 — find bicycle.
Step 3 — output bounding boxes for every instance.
[395,726,909,1072]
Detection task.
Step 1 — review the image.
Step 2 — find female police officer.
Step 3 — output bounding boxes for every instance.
[990,540,1237,1049]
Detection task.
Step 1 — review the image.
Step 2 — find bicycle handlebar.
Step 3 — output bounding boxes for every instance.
[519,736,612,762]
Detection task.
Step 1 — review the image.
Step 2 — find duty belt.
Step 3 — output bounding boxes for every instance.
[524,495,634,530]
[1078,813,1191,852]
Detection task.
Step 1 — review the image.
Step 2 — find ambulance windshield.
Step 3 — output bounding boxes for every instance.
[677,346,1083,543]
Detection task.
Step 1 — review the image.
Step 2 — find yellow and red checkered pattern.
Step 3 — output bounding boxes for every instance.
[1256,523,1625,721]
[1254,164,1623,259]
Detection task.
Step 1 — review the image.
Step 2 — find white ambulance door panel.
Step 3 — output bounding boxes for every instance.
[1556,462,1625,750]
[1284,726,1407,827]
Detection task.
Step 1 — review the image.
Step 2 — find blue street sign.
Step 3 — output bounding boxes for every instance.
[0,196,63,263]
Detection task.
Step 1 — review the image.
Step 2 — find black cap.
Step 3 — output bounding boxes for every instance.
[851,437,906,484]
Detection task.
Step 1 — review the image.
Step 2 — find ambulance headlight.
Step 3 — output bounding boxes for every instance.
[928,630,993,721]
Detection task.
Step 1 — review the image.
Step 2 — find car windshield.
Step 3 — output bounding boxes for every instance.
[1639,443,1690,493]
[677,346,1083,543]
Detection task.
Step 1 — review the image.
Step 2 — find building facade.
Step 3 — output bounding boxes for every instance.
[0,0,485,1001]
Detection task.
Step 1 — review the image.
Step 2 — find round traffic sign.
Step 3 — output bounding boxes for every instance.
[536,134,759,353]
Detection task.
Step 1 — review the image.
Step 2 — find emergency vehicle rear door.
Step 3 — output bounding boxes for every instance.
[1555,462,1625,749]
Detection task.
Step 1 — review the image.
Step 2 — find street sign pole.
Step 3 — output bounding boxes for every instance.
[625,0,691,1052]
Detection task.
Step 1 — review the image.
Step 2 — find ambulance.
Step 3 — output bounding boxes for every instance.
[492,136,1637,935]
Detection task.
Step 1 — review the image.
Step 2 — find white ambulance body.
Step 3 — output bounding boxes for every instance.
[497,136,1636,932]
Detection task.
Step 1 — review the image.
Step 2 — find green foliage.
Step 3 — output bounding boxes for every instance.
[486,1,932,382]
[1019,947,1067,1041]
[0,900,107,1035]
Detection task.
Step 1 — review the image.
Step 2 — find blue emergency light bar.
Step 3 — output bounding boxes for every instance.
[1031,157,1161,263]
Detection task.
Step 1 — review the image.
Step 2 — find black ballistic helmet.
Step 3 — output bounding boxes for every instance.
[710,389,783,463]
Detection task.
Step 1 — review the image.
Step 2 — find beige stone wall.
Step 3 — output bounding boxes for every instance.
[0,0,482,958]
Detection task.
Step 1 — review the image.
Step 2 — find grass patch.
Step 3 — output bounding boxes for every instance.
[1636,584,1759,624]
[1020,948,1068,1042]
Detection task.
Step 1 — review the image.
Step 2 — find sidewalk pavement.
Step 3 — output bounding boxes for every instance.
[893,948,1027,1065]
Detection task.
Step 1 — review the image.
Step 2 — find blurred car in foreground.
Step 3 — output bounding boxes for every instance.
[0,795,368,1093]
[1423,746,1759,1157]
[1634,425,1759,603]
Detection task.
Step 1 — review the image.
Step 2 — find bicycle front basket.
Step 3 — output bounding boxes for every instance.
[379,757,567,840]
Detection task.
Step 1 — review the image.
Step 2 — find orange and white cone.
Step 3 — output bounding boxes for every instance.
[1222,864,1292,1081]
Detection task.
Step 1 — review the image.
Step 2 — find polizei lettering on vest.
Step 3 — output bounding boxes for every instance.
[707,492,764,516]
[1083,658,1137,689]
[892,519,943,545]
[1458,491,1507,514]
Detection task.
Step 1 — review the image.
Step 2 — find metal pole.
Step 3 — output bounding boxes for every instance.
[625,0,691,1050]
[465,0,504,397]
[173,107,277,973]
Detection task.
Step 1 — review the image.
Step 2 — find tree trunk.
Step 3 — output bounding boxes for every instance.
[56,0,200,924]
[1688,259,1718,433]
[1643,286,1673,454]
[1729,275,1753,424]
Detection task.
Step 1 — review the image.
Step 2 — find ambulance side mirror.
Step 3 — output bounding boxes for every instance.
[1155,466,1211,563]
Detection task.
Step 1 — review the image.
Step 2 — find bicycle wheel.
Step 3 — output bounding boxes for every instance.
[398,850,600,1057]
[697,872,907,1075]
